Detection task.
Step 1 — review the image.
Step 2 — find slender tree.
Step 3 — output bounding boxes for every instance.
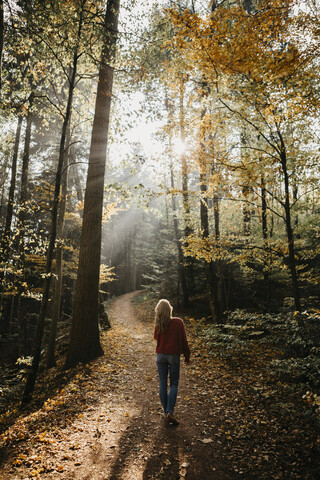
[1,116,23,254]
[198,88,223,321]
[0,0,3,91]
[22,0,86,404]
[46,126,70,368]
[165,90,189,306]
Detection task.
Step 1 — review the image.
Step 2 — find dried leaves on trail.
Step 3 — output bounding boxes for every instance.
[0,291,319,480]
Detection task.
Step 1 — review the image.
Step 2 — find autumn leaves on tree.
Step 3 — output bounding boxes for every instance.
[168,0,319,312]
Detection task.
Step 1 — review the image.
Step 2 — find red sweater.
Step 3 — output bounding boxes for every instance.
[154,317,190,363]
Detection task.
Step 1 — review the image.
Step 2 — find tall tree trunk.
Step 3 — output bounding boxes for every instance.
[66,0,120,368]
[165,89,189,306]
[72,161,84,204]
[199,98,223,322]
[242,186,251,235]
[213,193,220,239]
[0,180,4,219]
[46,126,70,368]
[1,116,23,254]
[16,104,33,354]
[18,106,33,243]
[179,79,194,301]
[170,162,189,306]
[21,2,85,404]
[261,174,271,301]
[0,117,23,333]
[179,80,191,238]
[240,130,251,235]
[293,178,299,237]
[279,136,300,311]
[0,0,3,91]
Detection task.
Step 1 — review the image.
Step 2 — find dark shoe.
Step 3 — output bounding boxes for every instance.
[167,412,179,425]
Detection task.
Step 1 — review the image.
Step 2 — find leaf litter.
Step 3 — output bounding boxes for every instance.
[0,291,319,479]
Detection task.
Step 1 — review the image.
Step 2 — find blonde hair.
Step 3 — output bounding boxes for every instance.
[155,299,173,334]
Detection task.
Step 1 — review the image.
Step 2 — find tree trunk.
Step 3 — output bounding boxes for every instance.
[199,115,223,321]
[0,116,23,332]
[72,161,84,204]
[179,79,194,301]
[179,80,191,238]
[16,105,33,350]
[165,89,189,306]
[21,3,85,404]
[46,126,70,368]
[261,174,271,300]
[213,194,220,238]
[0,0,3,91]
[279,138,300,311]
[242,186,251,236]
[170,163,189,306]
[200,164,218,320]
[66,0,120,368]
[293,179,299,237]
[240,131,251,235]
[18,107,33,242]
[0,181,4,219]
[1,116,23,254]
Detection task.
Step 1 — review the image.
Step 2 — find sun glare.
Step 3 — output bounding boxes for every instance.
[172,138,186,156]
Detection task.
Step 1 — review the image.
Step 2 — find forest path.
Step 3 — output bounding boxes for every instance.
[0,291,224,480]
[68,290,223,480]
[1,292,316,479]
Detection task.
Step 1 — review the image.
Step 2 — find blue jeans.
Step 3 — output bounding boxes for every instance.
[156,353,180,414]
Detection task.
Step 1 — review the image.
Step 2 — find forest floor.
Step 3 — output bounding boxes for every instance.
[0,291,319,480]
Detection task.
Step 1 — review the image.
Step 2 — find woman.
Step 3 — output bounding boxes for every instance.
[154,299,190,425]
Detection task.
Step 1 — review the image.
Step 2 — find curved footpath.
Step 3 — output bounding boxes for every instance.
[1,291,317,479]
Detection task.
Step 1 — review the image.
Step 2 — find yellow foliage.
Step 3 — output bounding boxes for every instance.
[99,264,116,286]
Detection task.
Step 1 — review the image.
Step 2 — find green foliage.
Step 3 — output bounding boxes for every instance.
[193,308,320,393]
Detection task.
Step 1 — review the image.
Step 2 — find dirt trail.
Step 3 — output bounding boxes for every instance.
[76,291,221,480]
[2,292,317,479]
[0,292,224,480]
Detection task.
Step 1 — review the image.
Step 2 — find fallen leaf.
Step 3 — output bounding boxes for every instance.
[199,438,213,444]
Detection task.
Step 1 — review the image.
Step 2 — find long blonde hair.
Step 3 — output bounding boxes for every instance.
[155,299,173,334]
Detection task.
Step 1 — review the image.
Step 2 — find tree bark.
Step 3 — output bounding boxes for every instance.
[72,161,84,204]
[199,111,223,321]
[1,117,23,254]
[279,136,300,311]
[66,0,120,368]
[261,174,271,300]
[179,79,194,302]
[179,80,191,238]
[213,194,220,239]
[197,82,224,321]
[46,126,70,368]
[16,105,33,351]
[170,163,189,306]
[22,2,85,404]
[165,89,189,306]
[0,0,3,91]
[18,106,33,241]
[240,130,251,235]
